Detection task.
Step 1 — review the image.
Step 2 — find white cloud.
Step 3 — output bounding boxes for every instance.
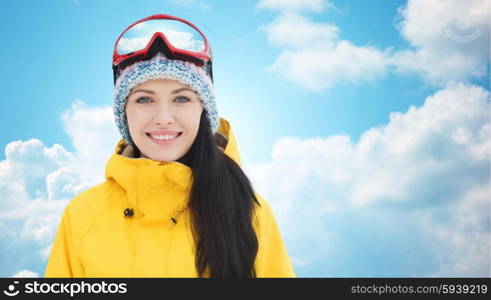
[13,270,39,278]
[260,12,390,92]
[245,82,490,276]
[60,100,119,187]
[0,139,72,212]
[258,0,489,91]
[392,0,490,84]
[348,81,490,206]
[0,100,118,276]
[117,37,150,54]
[262,12,339,49]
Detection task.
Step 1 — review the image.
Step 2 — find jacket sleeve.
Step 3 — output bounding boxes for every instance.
[44,205,84,277]
[254,194,296,278]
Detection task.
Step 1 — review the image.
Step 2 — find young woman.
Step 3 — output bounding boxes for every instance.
[44,14,295,278]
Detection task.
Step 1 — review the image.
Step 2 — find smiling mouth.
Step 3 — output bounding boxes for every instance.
[146,132,183,141]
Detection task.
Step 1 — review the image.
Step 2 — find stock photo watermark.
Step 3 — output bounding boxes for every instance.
[445,16,483,43]
[2,280,127,297]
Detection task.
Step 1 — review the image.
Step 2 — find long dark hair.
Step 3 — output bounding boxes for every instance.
[134,111,260,277]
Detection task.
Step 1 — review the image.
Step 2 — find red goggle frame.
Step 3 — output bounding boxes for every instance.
[112,14,213,84]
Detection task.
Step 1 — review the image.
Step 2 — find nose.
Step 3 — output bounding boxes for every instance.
[152,102,175,126]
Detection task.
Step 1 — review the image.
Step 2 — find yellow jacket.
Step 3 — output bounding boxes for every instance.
[44,118,295,278]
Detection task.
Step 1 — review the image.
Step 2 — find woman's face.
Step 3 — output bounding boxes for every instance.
[125,78,204,161]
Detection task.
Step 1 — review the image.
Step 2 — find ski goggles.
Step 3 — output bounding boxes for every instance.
[112,14,213,84]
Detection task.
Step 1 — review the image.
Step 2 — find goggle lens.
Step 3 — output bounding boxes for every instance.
[116,18,206,55]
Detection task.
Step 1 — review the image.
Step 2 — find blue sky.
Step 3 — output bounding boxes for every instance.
[0,0,489,277]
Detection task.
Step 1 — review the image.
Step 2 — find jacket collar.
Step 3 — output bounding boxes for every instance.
[104,117,241,220]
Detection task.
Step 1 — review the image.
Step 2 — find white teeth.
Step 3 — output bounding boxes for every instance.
[149,134,179,140]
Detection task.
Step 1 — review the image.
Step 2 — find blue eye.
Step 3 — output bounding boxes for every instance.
[136,97,151,103]
[175,96,190,103]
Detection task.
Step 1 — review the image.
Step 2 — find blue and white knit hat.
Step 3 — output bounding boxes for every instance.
[113,53,218,146]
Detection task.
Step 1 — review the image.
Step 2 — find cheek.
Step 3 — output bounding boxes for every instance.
[183,107,203,134]
[126,107,149,131]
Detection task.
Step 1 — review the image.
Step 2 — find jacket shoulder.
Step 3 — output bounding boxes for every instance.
[252,192,282,237]
[66,180,120,216]
[252,193,275,221]
[62,180,121,239]
[252,192,296,277]
[45,180,120,277]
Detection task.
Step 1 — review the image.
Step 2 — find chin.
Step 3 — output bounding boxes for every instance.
[143,149,184,162]
[146,153,179,162]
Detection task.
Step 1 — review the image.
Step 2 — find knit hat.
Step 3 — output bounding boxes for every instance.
[113,53,218,146]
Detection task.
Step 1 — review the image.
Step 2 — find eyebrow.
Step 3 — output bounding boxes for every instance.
[129,87,197,97]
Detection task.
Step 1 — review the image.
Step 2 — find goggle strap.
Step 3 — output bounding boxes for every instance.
[113,53,145,85]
